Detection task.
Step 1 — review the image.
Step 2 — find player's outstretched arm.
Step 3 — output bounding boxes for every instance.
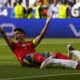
[33,16,52,47]
[0,27,13,46]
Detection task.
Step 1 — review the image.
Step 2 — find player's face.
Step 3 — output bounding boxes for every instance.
[38,1,43,6]
[14,31,25,40]
[53,0,58,4]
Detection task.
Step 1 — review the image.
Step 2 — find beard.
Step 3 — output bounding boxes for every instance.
[15,37,19,40]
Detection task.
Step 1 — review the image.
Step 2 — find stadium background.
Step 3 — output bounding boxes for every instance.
[0,0,80,80]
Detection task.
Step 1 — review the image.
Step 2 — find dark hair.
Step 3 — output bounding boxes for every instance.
[14,28,25,34]
[62,0,67,3]
[27,8,33,14]
[17,0,22,4]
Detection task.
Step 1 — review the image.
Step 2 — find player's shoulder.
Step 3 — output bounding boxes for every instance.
[26,40,33,44]
[26,40,33,43]
[49,4,54,7]
[26,40,35,46]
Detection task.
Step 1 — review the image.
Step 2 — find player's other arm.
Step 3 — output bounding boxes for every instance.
[33,17,52,47]
[0,27,13,46]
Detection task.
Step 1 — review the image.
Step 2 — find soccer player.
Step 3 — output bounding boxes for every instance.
[67,44,80,61]
[0,17,54,67]
[48,0,60,18]
[0,16,74,68]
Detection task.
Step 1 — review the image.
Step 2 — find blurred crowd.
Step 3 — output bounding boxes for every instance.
[0,0,80,18]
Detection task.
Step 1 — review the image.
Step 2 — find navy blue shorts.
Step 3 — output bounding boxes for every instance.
[24,53,46,63]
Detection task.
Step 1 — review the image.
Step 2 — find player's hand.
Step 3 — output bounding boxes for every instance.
[0,27,3,33]
[0,27,2,32]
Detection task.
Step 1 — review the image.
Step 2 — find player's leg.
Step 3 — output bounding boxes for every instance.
[50,52,71,60]
[32,53,46,65]
[23,53,46,66]
[40,56,78,69]
[67,44,80,59]
[41,52,50,58]
[23,54,39,67]
[41,51,71,59]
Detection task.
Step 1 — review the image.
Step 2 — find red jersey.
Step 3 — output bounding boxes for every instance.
[10,41,35,63]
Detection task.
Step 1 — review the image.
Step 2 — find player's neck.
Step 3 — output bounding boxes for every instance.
[54,3,57,6]
[17,39,26,43]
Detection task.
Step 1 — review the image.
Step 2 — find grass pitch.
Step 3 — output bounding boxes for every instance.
[0,38,80,80]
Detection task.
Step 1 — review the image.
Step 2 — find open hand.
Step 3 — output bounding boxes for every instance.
[0,27,3,33]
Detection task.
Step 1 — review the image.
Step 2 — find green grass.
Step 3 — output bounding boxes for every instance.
[0,38,80,80]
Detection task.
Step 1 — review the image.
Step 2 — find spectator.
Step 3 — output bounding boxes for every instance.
[7,0,15,8]
[58,0,69,18]
[14,0,26,18]
[26,8,34,18]
[68,0,76,7]
[48,0,60,18]
[35,0,44,18]
[67,0,76,18]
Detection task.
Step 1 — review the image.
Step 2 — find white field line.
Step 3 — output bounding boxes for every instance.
[0,73,80,80]
[0,41,80,46]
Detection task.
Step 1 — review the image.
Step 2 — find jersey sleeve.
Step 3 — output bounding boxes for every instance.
[9,41,17,51]
[32,39,35,44]
[30,40,35,47]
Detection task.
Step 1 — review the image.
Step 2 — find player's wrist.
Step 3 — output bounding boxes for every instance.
[0,28,4,34]
[0,30,4,34]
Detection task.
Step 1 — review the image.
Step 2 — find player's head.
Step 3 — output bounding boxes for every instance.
[27,8,33,14]
[53,0,58,4]
[62,0,67,4]
[14,28,26,41]
[17,0,22,4]
[37,0,43,5]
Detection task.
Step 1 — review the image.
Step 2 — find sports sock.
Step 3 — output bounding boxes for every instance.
[48,58,78,69]
[71,50,80,58]
[53,52,71,60]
